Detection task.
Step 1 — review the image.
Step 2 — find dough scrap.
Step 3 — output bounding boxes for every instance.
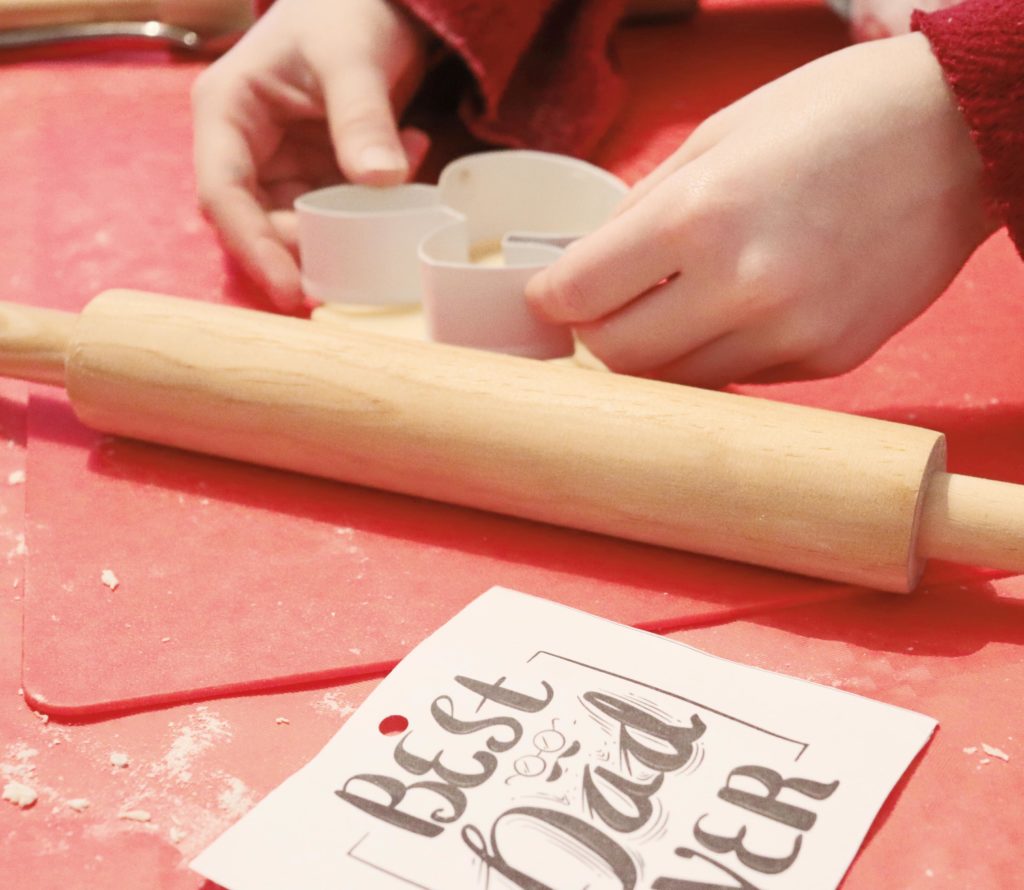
[2,780,37,808]
[981,743,1010,761]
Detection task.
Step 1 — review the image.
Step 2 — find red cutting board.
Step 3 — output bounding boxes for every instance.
[17,6,1024,717]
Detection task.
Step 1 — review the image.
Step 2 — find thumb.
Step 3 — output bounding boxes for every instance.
[322,62,409,186]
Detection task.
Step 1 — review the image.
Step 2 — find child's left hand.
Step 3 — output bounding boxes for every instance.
[526,32,997,388]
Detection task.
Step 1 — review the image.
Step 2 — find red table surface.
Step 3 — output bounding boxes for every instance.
[2,2,1024,888]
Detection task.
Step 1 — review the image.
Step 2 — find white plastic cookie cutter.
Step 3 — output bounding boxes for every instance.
[295,150,628,359]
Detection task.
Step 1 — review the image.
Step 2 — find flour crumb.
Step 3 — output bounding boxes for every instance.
[169,826,187,844]
[8,533,27,559]
[160,636,171,643]
[101,569,120,591]
[979,757,991,765]
[963,746,978,755]
[66,798,90,812]
[2,780,37,808]
[275,717,290,726]
[109,751,130,769]
[7,470,24,486]
[982,743,1009,762]
[119,809,152,822]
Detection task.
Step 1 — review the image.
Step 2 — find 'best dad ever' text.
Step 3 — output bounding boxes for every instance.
[336,673,838,889]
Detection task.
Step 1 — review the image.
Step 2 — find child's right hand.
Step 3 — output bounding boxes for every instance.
[191,0,433,311]
[526,32,998,388]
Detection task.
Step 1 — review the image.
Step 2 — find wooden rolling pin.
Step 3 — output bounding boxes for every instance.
[0,0,253,32]
[2,290,1023,592]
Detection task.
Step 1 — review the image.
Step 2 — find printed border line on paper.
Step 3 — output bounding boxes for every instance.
[528,650,810,760]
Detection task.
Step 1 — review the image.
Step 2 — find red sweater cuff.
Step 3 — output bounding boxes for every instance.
[913,0,1024,257]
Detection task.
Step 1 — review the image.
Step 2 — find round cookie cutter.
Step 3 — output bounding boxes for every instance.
[295,150,627,359]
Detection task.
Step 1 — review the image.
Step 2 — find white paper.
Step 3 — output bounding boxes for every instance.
[192,587,936,890]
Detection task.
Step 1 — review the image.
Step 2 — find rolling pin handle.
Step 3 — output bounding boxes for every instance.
[919,471,1024,575]
[0,301,75,386]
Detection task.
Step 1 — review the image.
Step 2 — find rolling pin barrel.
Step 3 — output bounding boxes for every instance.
[63,289,964,592]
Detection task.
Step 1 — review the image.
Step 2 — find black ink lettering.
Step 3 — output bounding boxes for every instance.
[546,740,580,782]
[693,816,800,874]
[335,774,464,837]
[462,807,637,890]
[719,766,839,831]
[431,695,523,753]
[457,675,554,714]
[582,765,664,833]
[393,731,498,788]
[583,692,706,773]
[652,847,764,890]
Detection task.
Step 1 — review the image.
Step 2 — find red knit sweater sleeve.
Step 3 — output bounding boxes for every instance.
[913,0,1024,256]
[252,1,630,154]
[394,0,631,156]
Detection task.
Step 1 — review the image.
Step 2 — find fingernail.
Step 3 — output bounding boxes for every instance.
[358,146,407,181]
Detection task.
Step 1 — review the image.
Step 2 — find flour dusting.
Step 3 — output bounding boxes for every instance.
[150,706,232,784]
[2,742,39,780]
[216,774,256,819]
[313,691,357,718]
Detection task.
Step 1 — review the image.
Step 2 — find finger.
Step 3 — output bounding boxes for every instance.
[645,329,790,389]
[614,123,721,218]
[646,314,851,388]
[322,63,409,185]
[525,187,685,325]
[193,112,304,312]
[215,187,304,313]
[617,76,789,221]
[268,208,298,254]
[260,127,426,199]
[573,267,733,375]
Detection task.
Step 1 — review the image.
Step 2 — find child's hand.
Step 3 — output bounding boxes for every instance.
[192,0,432,311]
[526,32,997,388]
